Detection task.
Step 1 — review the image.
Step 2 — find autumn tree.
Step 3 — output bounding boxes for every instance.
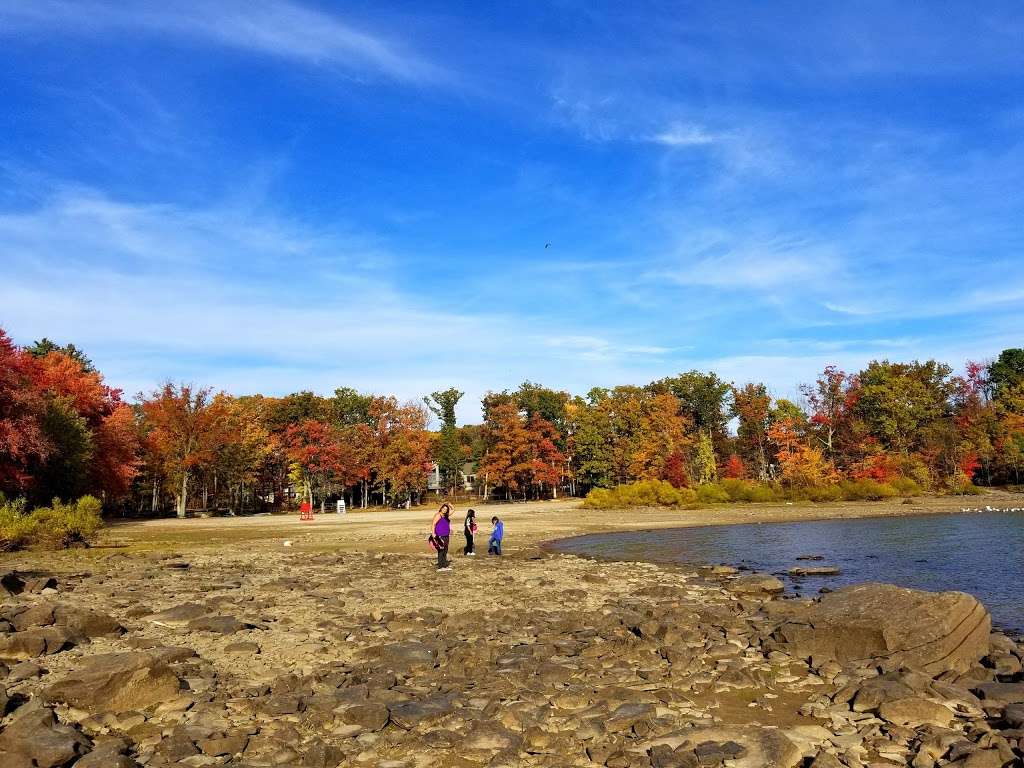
[141,383,228,518]
[26,348,139,503]
[651,371,732,436]
[375,399,432,507]
[284,419,355,511]
[216,395,276,513]
[0,330,50,495]
[768,418,837,487]
[801,366,858,464]
[731,383,772,479]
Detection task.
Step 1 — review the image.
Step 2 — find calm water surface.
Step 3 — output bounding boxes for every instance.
[550,510,1024,632]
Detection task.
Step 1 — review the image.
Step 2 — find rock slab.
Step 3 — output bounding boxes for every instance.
[770,582,990,674]
[43,651,182,712]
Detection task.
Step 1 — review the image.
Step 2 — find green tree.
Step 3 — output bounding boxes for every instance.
[32,397,94,504]
[989,349,1024,402]
[424,387,464,492]
[855,360,955,456]
[568,391,615,490]
[331,387,373,427]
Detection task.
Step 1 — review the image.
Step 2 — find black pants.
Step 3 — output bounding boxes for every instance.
[436,535,450,568]
[464,530,474,555]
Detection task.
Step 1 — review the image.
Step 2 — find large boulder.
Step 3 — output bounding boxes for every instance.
[768,583,990,675]
[0,705,91,768]
[43,651,182,712]
[0,626,78,661]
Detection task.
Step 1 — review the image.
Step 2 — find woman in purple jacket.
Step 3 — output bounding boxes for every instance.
[431,503,453,571]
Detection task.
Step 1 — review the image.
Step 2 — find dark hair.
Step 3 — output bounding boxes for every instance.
[439,503,452,514]
[467,509,475,518]
[491,516,499,523]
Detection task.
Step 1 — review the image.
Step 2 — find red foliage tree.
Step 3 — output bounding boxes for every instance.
[0,329,49,493]
[722,454,747,479]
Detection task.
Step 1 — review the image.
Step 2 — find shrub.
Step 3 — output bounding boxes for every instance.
[32,496,103,547]
[696,483,730,504]
[890,477,923,496]
[806,484,843,502]
[0,497,37,552]
[839,479,898,501]
[582,487,615,509]
[582,480,697,509]
[0,495,103,550]
[719,478,778,503]
[950,482,984,496]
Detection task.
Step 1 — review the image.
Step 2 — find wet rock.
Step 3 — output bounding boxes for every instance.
[769,583,991,674]
[788,566,841,577]
[43,651,182,712]
[729,574,785,595]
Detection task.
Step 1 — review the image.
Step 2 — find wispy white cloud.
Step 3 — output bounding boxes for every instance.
[656,235,842,292]
[650,122,717,147]
[0,187,687,420]
[0,0,443,83]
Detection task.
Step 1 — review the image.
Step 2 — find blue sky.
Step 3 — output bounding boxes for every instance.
[1,1,1022,421]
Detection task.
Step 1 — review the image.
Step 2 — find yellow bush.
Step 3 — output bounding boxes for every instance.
[0,495,103,550]
[0,497,38,551]
[583,480,697,509]
[838,479,898,501]
[696,483,730,504]
[890,477,923,496]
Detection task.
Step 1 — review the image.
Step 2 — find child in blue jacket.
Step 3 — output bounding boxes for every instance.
[488,516,504,556]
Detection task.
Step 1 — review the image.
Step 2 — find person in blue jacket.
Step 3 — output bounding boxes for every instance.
[488,516,504,556]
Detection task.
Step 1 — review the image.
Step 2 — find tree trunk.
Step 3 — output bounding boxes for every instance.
[151,478,159,514]
[177,472,189,518]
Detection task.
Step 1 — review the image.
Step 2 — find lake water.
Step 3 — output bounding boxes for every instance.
[549,510,1024,633]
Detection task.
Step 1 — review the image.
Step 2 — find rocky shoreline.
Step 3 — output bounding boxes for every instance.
[2,543,1024,767]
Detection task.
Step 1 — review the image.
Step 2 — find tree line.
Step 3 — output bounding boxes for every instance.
[2,326,1023,515]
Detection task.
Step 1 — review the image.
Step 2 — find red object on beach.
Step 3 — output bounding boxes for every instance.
[299,501,313,522]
